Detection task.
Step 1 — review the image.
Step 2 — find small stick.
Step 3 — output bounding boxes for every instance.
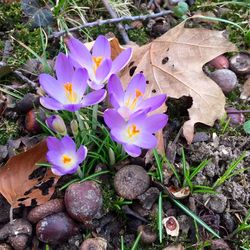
[49,10,173,39]
[14,70,37,88]
[101,0,130,44]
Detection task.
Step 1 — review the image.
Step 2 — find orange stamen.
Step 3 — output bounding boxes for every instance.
[127,124,140,138]
[126,89,143,110]
[92,56,103,73]
[64,82,77,103]
[62,154,72,164]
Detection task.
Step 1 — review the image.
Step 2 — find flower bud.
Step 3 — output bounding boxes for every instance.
[70,120,78,136]
[108,147,115,165]
[46,115,67,135]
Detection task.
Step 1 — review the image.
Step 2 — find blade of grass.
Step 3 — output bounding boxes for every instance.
[171,198,220,238]
[79,170,110,183]
[153,148,163,183]
[163,156,181,185]
[158,192,163,243]
[0,86,22,99]
[121,235,125,250]
[189,159,210,181]
[131,232,142,250]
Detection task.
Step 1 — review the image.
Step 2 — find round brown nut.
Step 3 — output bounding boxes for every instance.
[137,225,157,244]
[8,235,28,250]
[36,212,79,244]
[114,165,150,200]
[80,237,107,250]
[27,199,64,223]
[230,52,250,75]
[64,181,103,222]
[209,55,229,69]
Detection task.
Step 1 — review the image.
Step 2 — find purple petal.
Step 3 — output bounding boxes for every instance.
[104,109,125,129]
[51,165,79,176]
[134,133,157,149]
[63,103,82,112]
[40,97,64,110]
[76,145,87,163]
[107,74,124,108]
[39,74,66,103]
[124,73,146,102]
[137,94,167,112]
[95,59,112,82]
[123,144,141,157]
[55,53,74,83]
[67,37,93,69]
[47,151,63,167]
[92,35,111,59]
[61,135,76,152]
[143,114,168,133]
[81,89,106,107]
[72,68,88,98]
[110,127,126,144]
[88,80,105,90]
[47,136,63,152]
[111,48,132,74]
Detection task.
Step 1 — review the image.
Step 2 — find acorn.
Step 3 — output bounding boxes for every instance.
[79,237,107,250]
[27,199,64,223]
[114,165,150,200]
[226,107,245,126]
[64,181,103,223]
[137,225,157,244]
[208,55,229,69]
[25,109,45,134]
[16,93,39,114]
[230,52,250,75]
[210,69,238,94]
[36,212,79,244]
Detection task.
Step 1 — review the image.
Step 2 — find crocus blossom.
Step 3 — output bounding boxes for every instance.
[67,35,132,90]
[46,135,87,176]
[107,74,167,120]
[46,115,67,135]
[39,53,106,112]
[104,109,168,157]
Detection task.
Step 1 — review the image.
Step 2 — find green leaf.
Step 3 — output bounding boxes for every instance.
[173,2,189,18]
[243,120,250,134]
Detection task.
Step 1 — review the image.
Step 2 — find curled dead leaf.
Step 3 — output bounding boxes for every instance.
[120,17,237,143]
[167,186,190,199]
[0,140,59,208]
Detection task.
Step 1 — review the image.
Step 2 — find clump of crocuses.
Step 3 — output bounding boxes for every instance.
[38,35,168,175]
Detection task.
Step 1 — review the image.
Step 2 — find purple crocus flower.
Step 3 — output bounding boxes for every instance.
[39,53,106,112]
[46,135,87,176]
[104,109,168,157]
[107,74,167,120]
[46,115,67,135]
[67,35,132,90]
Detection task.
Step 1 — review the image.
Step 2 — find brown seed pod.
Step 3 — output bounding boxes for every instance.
[36,212,79,244]
[25,109,45,134]
[8,235,28,250]
[16,93,39,114]
[27,199,64,223]
[162,216,180,237]
[209,55,229,69]
[137,225,157,244]
[64,181,103,222]
[210,69,238,94]
[79,237,107,250]
[230,52,250,75]
[226,107,245,126]
[114,165,150,200]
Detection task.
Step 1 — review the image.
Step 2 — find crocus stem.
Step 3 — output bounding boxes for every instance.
[77,167,83,179]
[75,111,83,131]
[92,104,98,130]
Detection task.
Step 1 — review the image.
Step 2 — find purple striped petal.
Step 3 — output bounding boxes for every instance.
[134,133,157,149]
[137,94,166,112]
[76,145,87,163]
[92,35,111,59]
[67,37,93,69]
[107,74,124,108]
[95,59,112,83]
[39,74,66,103]
[47,136,63,153]
[63,103,82,112]
[123,144,141,157]
[81,89,106,107]
[61,135,76,152]
[111,48,132,74]
[143,114,168,133]
[72,68,88,99]
[104,109,125,129]
[55,53,74,83]
[124,73,146,102]
[40,97,64,110]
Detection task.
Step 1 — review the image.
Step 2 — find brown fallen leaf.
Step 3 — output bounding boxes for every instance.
[0,140,59,208]
[120,18,237,143]
[241,77,250,100]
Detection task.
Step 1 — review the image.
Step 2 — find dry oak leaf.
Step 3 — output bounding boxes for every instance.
[0,140,59,208]
[120,20,237,143]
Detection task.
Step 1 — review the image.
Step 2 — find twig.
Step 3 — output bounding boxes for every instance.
[101,0,130,44]
[14,70,37,88]
[49,10,173,39]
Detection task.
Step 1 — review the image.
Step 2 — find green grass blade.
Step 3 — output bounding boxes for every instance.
[131,232,142,250]
[0,86,22,99]
[190,159,210,181]
[163,156,181,185]
[171,198,220,238]
[121,235,125,250]
[158,192,163,243]
[153,148,163,183]
[80,170,110,182]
